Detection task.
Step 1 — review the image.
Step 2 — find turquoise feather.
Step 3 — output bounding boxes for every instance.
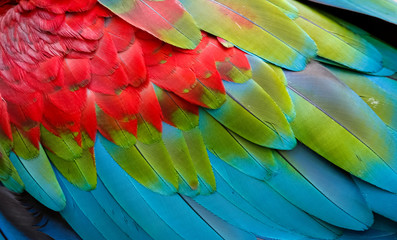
[95,139,225,240]
[91,178,152,239]
[193,186,302,239]
[274,144,373,230]
[208,151,341,239]
[181,196,258,240]
[355,178,397,222]
[95,140,183,239]
[8,147,65,211]
[58,177,106,240]
[55,170,132,240]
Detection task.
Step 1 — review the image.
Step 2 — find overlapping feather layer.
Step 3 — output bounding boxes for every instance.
[0,0,396,239]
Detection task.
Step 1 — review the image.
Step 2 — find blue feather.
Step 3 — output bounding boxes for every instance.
[208,150,341,239]
[181,195,257,240]
[55,170,131,240]
[194,169,303,239]
[95,139,224,240]
[355,178,397,222]
[8,147,65,211]
[270,143,373,230]
[58,176,106,240]
[91,177,152,239]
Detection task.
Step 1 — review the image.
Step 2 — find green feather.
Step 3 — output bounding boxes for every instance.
[1,163,24,193]
[247,55,295,122]
[179,0,317,71]
[11,126,39,159]
[47,149,97,191]
[286,62,397,192]
[183,127,216,194]
[267,0,299,19]
[154,85,199,131]
[136,114,161,144]
[291,0,382,73]
[326,65,397,131]
[207,80,296,150]
[99,135,177,195]
[162,123,198,196]
[41,125,82,161]
[99,0,202,49]
[199,110,278,180]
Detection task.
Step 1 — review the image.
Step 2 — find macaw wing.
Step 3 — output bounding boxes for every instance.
[0,0,396,239]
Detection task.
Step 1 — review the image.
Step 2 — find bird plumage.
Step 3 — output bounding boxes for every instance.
[0,0,396,239]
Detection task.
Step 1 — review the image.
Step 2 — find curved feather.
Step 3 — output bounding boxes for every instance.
[208,151,343,239]
[183,127,216,195]
[1,164,24,193]
[274,143,373,230]
[199,110,278,180]
[291,0,383,73]
[56,170,132,240]
[99,134,177,195]
[326,66,397,131]
[267,0,299,19]
[181,196,257,240]
[247,55,295,121]
[179,0,317,71]
[47,149,97,191]
[95,141,226,240]
[286,62,397,192]
[162,123,198,196]
[207,80,296,149]
[91,177,152,239]
[355,178,397,222]
[8,147,65,211]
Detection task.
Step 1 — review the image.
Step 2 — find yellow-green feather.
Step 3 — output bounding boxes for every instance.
[47,149,97,191]
[179,0,317,71]
[286,62,397,193]
[247,55,295,122]
[290,0,382,73]
[183,127,216,194]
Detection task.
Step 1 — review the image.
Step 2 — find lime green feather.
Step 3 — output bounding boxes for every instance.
[183,127,216,195]
[41,125,82,161]
[135,140,179,192]
[99,135,177,195]
[0,145,12,181]
[47,149,97,191]
[162,123,199,196]
[247,55,295,122]
[136,114,161,144]
[154,85,199,131]
[207,80,296,150]
[267,0,299,19]
[11,126,39,159]
[290,0,382,73]
[179,0,317,71]
[199,110,278,180]
[96,106,137,148]
[286,62,397,193]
